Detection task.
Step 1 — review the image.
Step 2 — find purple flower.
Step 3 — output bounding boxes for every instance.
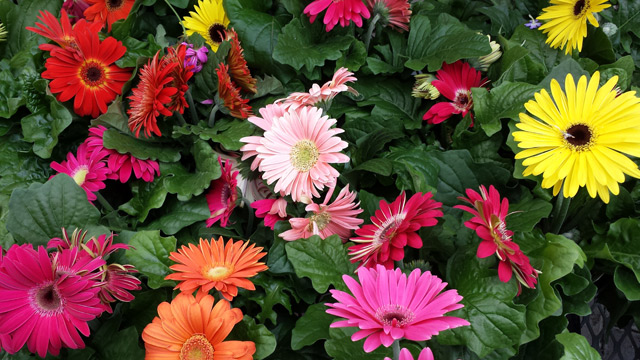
[525,15,541,29]
[181,42,209,73]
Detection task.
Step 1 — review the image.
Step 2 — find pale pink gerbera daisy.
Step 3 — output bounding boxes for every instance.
[326,265,469,352]
[367,0,412,32]
[206,158,239,227]
[251,197,289,230]
[349,192,443,269]
[240,103,288,171]
[50,142,110,202]
[385,348,434,360]
[280,185,363,241]
[0,245,104,357]
[304,0,371,31]
[255,106,349,202]
[279,67,359,110]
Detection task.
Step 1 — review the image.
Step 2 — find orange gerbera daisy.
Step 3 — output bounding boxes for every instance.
[165,237,268,301]
[142,292,255,360]
[216,63,252,119]
[127,51,178,137]
[165,44,194,114]
[83,0,135,32]
[225,29,257,94]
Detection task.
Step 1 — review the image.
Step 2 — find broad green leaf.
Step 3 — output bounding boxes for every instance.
[0,134,50,194]
[599,55,635,91]
[355,77,422,130]
[7,175,100,246]
[508,193,553,232]
[614,266,640,301]
[121,288,170,334]
[291,303,335,350]
[385,145,440,194]
[249,275,294,325]
[325,327,392,360]
[102,129,182,162]
[357,189,384,221]
[496,45,546,84]
[0,68,25,119]
[144,196,210,235]
[507,25,568,75]
[586,218,640,283]
[21,99,72,159]
[555,332,601,360]
[125,230,177,289]
[605,186,635,220]
[581,27,616,64]
[92,317,145,360]
[115,35,163,68]
[555,266,596,316]
[352,128,404,165]
[336,40,367,72]
[1,0,60,58]
[118,178,169,222]
[267,222,295,274]
[162,140,221,199]
[285,235,357,293]
[228,316,276,360]
[604,0,640,53]
[539,58,588,89]
[351,158,393,177]
[0,193,14,248]
[199,118,257,151]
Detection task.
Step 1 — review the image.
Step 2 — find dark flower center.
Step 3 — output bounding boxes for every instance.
[208,23,226,44]
[565,124,592,146]
[81,62,106,87]
[375,304,415,327]
[220,183,231,203]
[106,0,124,11]
[573,0,586,16]
[35,284,62,312]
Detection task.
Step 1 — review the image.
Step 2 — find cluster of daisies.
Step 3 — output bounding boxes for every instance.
[0,229,140,357]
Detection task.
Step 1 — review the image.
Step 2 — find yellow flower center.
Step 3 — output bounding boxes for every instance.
[72,167,89,186]
[180,334,214,360]
[208,23,226,44]
[203,264,233,281]
[307,212,332,232]
[290,140,319,172]
[562,123,594,151]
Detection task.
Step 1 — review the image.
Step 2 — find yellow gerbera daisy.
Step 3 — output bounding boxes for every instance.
[537,0,611,54]
[182,0,230,51]
[513,72,640,203]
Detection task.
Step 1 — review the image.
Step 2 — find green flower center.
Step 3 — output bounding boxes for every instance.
[290,140,319,172]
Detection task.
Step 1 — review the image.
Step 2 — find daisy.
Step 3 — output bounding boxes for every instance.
[412,74,440,100]
[513,72,640,203]
[0,245,104,357]
[63,0,91,23]
[525,15,542,29]
[326,265,469,352]
[240,103,289,170]
[142,292,255,360]
[83,0,135,32]
[348,192,442,269]
[254,106,349,202]
[304,0,371,32]
[127,51,178,138]
[216,63,252,119]
[367,0,412,32]
[252,197,289,230]
[537,0,611,54]
[278,67,359,110]
[423,61,488,126]
[280,185,363,241]
[165,44,194,114]
[455,185,540,293]
[182,42,209,73]
[183,0,230,51]
[26,10,102,52]
[385,348,434,360]
[225,29,257,94]
[206,158,239,228]
[165,237,268,301]
[50,143,110,202]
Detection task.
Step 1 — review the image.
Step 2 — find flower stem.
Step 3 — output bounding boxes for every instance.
[96,193,114,213]
[164,0,186,34]
[185,90,199,123]
[175,111,187,125]
[208,104,219,128]
[392,339,401,360]
[550,191,571,234]
[364,13,381,52]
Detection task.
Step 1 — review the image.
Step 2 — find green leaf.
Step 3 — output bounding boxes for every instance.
[115,35,162,68]
[7,175,100,246]
[352,158,393,176]
[508,193,553,232]
[199,118,257,151]
[285,235,357,293]
[21,99,73,159]
[228,315,276,360]
[0,194,15,248]
[291,303,335,350]
[273,18,353,72]
[614,266,640,301]
[102,129,182,162]
[586,218,640,284]
[249,275,294,325]
[163,140,221,199]
[385,145,440,194]
[267,224,296,274]
[125,230,177,289]
[118,178,169,222]
[0,68,25,119]
[581,26,616,64]
[539,58,588,89]
[555,332,601,360]
[92,317,145,360]
[144,196,210,235]
[336,40,367,72]
[0,133,50,194]
[352,128,404,165]
[496,44,546,85]
[1,0,60,58]
[355,77,422,130]
[325,327,392,360]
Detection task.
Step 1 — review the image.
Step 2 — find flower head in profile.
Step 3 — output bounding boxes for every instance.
[455,185,540,293]
[164,44,194,114]
[537,0,611,54]
[63,0,91,23]
[26,10,102,52]
[226,29,257,94]
[385,348,434,360]
[423,61,488,126]
[0,245,104,357]
[183,0,230,51]
[280,185,363,241]
[206,157,239,228]
[142,292,255,360]
[305,0,371,31]
[83,0,135,31]
[412,74,440,100]
[279,67,359,110]
[217,63,253,119]
[513,72,640,203]
[252,197,289,230]
[182,42,209,73]
[165,237,268,301]
[240,103,288,170]
[326,265,469,352]
[367,0,412,32]
[0,21,7,43]
[349,192,442,269]
[50,143,110,202]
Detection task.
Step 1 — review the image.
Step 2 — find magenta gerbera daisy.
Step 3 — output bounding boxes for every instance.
[304,0,371,31]
[280,185,363,241]
[385,348,434,360]
[0,245,104,357]
[326,265,469,352]
[348,192,443,269]
[253,106,349,202]
[206,158,239,227]
[251,197,288,230]
[50,142,110,202]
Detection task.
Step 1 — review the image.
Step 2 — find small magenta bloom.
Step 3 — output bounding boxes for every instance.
[385,348,434,360]
[304,0,371,32]
[182,42,209,73]
[525,15,541,29]
[252,197,288,230]
[206,158,239,227]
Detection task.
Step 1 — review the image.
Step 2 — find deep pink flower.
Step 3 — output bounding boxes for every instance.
[206,158,239,227]
[240,103,288,171]
[454,185,540,294]
[0,245,104,357]
[326,265,469,352]
[50,142,110,202]
[100,264,140,305]
[304,0,371,31]
[182,42,209,73]
[252,197,288,230]
[280,185,363,241]
[422,61,488,126]
[385,348,434,360]
[62,0,90,23]
[348,192,443,269]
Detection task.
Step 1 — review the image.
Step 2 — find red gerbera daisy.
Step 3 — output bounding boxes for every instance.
[127,51,178,138]
[225,29,257,94]
[367,0,411,32]
[164,44,194,114]
[83,0,135,32]
[41,29,130,118]
[216,63,252,119]
[26,10,102,52]
[206,158,239,228]
[348,192,443,269]
[423,61,488,126]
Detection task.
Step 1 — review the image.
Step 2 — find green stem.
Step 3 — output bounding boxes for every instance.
[550,191,571,234]
[392,340,401,360]
[175,111,187,125]
[185,90,199,123]
[164,0,186,34]
[244,199,254,237]
[96,193,115,213]
[208,104,219,128]
[364,13,381,52]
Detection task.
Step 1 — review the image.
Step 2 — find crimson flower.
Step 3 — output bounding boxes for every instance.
[206,158,239,228]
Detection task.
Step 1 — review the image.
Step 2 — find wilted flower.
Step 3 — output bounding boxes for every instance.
[412,73,440,100]
[476,35,502,71]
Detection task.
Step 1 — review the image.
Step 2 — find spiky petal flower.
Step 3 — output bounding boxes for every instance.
[280,185,363,241]
[0,245,104,357]
[367,0,412,32]
[279,67,359,110]
[385,348,434,360]
[206,158,239,228]
[455,185,540,293]
[226,29,257,94]
[216,63,252,119]
[304,0,371,32]
[252,197,289,230]
[182,42,209,73]
[26,10,102,52]
[50,143,110,202]
[164,44,194,114]
[83,0,135,32]
[349,192,443,269]
[513,72,640,203]
[326,265,469,352]
[412,74,440,100]
[142,292,255,360]
[165,237,268,301]
[182,0,230,51]
[537,0,611,54]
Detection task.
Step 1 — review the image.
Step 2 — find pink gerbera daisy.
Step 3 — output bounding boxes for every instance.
[326,265,469,352]
[304,0,371,31]
[206,158,239,228]
[422,61,488,126]
[240,103,288,171]
[455,185,540,294]
[251,197,289,230]
[0,245,104,357]
[280,185,363,241]
[278,67,359,110]
[254,106,349,202]
[348,192,443,269]
[385,348,434,360]
[50,143,110,202]
[367,0,411,32]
